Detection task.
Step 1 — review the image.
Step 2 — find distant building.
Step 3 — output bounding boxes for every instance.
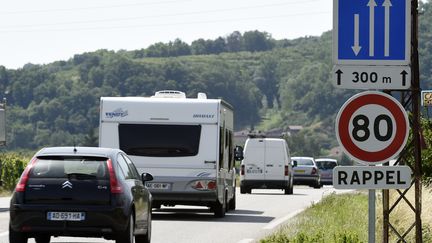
[287,125,303,136]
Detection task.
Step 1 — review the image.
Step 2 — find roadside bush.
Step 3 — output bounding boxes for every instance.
[0,153,29,191]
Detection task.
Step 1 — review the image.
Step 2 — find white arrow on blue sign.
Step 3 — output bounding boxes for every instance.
[333,0,411,65]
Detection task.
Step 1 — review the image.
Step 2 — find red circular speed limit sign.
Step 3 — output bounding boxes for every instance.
[336,91,409,165]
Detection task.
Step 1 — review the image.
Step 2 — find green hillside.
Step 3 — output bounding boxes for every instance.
[1,0,431,156]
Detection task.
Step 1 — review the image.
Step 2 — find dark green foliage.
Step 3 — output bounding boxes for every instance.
[405,116,432,178]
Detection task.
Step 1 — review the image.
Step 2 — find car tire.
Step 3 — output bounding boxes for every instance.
[9,225,27,243]
[285,184,294,195]
[116,214,134,243]
[136,208,151,243]
[35,234,51,243]
[313,180,321,189]
[285,177,294,195]
[228,190,236,210]
[213,198,226,218]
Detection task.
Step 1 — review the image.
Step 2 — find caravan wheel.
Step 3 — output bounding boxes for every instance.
[229,190,236,210]
[212,198,226,218]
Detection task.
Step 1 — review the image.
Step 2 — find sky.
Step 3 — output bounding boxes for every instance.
[0,0,332,69]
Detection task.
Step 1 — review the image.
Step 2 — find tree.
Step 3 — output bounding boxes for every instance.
[243,30,275,52]
[225,31,243,52]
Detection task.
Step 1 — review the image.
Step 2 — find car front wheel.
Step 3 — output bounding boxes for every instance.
[136,208,151,243]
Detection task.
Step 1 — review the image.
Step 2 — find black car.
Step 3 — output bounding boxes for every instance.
[9,147,153,243]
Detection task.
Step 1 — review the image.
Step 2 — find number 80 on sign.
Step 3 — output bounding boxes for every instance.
[335,91,409,165]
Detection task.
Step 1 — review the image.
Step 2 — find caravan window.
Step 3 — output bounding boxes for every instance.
[119,124,201,157]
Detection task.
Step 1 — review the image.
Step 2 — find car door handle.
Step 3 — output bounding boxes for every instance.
[205,160,216,164]
[266,164,273,167]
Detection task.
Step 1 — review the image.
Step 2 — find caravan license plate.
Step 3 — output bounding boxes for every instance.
[146,182,170,190]
[47,212,85,221]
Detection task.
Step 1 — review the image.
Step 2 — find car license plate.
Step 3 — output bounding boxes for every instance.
[146,182,170,190]
[295,170,305,173]
[47,212,85,221]
[246,169,263,173]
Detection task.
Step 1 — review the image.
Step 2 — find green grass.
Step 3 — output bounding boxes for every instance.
[261,192,368,243]
[0,189,12,197]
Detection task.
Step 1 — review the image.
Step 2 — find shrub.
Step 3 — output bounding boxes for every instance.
[0,153,29,191]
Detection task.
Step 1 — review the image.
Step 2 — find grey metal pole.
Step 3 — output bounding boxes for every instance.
[369,188,376,243]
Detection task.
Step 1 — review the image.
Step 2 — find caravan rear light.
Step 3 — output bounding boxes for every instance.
[15,158,38,192]
[240,165,245,175]
[284,165,289,176]
[191,180,216,191]
[107,159,123,194]
[207,181,217,190]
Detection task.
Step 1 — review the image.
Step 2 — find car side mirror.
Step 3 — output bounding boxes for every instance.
[141,173,154,182]
[234,145,244,161]
[292,161,297,167]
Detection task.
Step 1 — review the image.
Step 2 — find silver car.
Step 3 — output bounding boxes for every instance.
[291,157,321,188]
[315,158,338,185]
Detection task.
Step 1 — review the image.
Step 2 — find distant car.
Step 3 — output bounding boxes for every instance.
[315,158,338,185]
[291,156,321,188]
[9,147,153,243]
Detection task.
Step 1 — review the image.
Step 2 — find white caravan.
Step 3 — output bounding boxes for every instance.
[99,91,238,217]
[239,137,294,194]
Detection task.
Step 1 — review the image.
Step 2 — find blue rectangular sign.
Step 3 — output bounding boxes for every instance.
[333,0,410,65]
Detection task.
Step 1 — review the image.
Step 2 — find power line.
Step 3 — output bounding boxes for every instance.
[0,11,331,34]
[0,0,325,15]
[0,0,195,15]
[0,0,322,29]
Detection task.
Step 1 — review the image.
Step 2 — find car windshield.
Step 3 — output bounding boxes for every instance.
[293,158,314,166]
[30,156,109,179]
[316,161,337,170]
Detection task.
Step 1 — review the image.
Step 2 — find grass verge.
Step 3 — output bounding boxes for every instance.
[261,192,368,243]
[261,185,432,243]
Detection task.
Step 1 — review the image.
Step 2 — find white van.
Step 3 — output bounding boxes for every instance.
[99,90,240,217]
[239,137,294,194]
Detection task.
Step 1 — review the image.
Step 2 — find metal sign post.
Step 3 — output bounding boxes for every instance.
[369,179,375,243]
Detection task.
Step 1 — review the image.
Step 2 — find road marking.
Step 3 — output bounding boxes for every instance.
[263,209,303,230]
[0,231,8,237]
[237,239,254,243]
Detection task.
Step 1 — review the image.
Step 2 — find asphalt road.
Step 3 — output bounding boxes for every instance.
[0,186,349,243]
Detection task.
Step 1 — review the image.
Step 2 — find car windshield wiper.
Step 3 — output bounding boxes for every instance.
[66,173,97,180]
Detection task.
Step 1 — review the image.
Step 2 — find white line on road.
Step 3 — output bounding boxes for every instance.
[236,239,254,243]
[263,209,303,230]
[0,231,8,237]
